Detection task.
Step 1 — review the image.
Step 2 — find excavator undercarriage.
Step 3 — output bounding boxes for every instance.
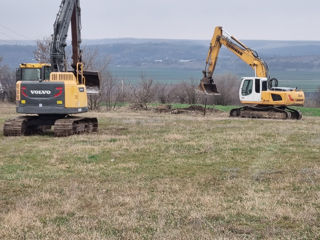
[229,105,302,120]
[4,115,98,137]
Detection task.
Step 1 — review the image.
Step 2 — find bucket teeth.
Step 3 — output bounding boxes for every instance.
[197,77,220,95]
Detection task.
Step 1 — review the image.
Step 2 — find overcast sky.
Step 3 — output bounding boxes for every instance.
[0,0,319,41]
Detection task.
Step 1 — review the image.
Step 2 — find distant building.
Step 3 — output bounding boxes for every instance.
[178,59,192,63]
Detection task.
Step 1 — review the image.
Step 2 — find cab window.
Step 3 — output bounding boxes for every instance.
[44,66,51,80]
[255,79,260,93]
[262,81,268,91]
[241,79,253,96]
[21,68,41,81]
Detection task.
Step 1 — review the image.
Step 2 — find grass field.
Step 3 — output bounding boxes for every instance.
[0,103,320,239]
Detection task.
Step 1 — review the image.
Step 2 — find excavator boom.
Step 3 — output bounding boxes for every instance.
[199,26,269,95]
[50,0,100,90]
[51,0,78,72]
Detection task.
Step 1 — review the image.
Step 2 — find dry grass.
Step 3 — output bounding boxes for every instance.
[0,103,320,239]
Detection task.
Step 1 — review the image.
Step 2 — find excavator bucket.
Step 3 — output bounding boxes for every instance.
[197,76,220,95]
[83,71,101,94]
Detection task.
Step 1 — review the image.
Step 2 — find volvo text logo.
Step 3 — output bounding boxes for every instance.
[30,90,52,95]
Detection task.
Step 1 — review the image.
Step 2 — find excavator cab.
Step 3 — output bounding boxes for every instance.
[197,71,220,95]
[17,63,101,94]
[16,63,51,82]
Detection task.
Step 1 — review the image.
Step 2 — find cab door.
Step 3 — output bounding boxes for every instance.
[239,78,261,103]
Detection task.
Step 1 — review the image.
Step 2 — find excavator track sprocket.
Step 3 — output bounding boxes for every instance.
[230,106,302,120]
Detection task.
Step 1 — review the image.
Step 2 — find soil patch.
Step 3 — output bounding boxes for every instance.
[154,104,223,115]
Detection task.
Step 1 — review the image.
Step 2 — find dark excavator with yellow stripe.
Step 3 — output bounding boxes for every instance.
[198,26,305,119]
[4,0,100,136]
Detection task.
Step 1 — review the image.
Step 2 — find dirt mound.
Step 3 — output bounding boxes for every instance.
[183,105,207,111]
[154,104,172,113]
[154,104,222,115]
[129,103,148,111]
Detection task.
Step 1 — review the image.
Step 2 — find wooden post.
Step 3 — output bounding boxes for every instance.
[204,97,207,116]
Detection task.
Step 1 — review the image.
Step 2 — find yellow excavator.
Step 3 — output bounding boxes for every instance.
[198,26,305,119]
[4,0,100,136]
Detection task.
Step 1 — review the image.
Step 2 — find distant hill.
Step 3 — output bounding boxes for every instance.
[1,38,320,76]
[0,45,36,67]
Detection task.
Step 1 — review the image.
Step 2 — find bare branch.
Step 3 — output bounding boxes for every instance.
[33,37,51,63]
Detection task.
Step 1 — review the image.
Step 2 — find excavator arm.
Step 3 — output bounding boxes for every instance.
[199,26,269,94]
[50,0,80,73]
[50,0,100,90]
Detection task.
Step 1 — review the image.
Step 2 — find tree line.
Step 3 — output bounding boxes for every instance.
[1,38,320,108]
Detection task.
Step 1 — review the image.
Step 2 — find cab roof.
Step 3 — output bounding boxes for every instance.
[19,63,51,68]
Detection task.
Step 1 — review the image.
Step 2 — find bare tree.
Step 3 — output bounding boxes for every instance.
[168,83,187,103]
[166,80,197,104]
[182,79,197,104]
[132,75,155,109]
[155,83,169,104]
[210,74,240,105]
[33,37,51,63]
[82,47,100,110]
[100,71,116,111]
[315,87,320,107]
[81,47,116,111]
[112,79,127,109]
[0,57,15,102]
[142,74,239,107]
[82,46,99,71]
